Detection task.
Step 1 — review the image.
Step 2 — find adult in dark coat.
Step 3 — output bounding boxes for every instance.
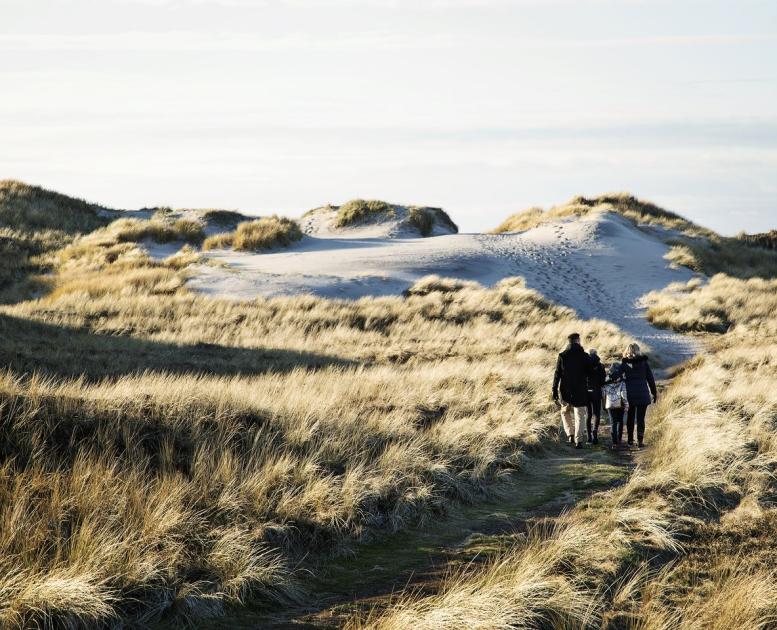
[552,333,593,448]
[621,343,657,447]
[586,349,606,444]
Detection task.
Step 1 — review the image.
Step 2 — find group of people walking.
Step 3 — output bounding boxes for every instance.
[552,332,657,449]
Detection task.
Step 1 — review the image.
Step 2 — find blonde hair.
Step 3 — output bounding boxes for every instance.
[624,343,641,359]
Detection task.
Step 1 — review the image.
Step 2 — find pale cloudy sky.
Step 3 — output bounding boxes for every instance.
[2,0,775,233]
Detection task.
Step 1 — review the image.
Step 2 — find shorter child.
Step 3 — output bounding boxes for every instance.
[602,363,629,446]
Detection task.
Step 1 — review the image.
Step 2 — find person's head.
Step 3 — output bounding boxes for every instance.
[589,348,598,358]
[567,332,581,346]
[623,343,641,359]
[608,363,624,380]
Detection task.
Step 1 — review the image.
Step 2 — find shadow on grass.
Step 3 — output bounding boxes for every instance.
[0,312,356,381]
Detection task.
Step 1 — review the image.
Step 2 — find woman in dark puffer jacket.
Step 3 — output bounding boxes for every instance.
[621,343,657,448]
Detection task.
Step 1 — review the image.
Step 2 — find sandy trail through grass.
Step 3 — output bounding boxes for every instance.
[200,431,637,629]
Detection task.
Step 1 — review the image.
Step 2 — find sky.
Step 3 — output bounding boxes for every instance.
[2,0,776,234]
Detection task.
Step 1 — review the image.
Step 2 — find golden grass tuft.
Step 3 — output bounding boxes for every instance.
[334,199,394,228]
[202,215,302,251]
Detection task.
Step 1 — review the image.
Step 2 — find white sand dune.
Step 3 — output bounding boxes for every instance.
[182,210,700,365]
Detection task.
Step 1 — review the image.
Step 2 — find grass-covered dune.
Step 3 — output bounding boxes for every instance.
[0,180,112,299]
[494,192,777,279]
[327,199,459,236]
[0,184,634,626]
[492,193,710,237]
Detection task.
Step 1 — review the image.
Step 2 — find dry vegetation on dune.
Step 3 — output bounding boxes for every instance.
[492,193,710,237]
[493,192,777,280]
[202,215,302,251]
[358,245,777,629]
[0,208,637,626]
[330,199,458,236]
[407,206,458,236]
[0,181,111,300]
[334,199,395,227]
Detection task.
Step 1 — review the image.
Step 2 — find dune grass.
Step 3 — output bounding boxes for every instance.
[492,193,711,237]
[0,212,640,625]
[106,217,205,245]
[200,209,246,226]
[407,207,458,236]
[202,215,302,251]
[0,179,109,235]
[334,199,394,228]
[0,181,114,299]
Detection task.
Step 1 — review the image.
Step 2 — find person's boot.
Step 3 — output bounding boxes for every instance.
[592,432,599,445]
[575,441,583,449]
[569,435,575,446]
[586,432,593,444]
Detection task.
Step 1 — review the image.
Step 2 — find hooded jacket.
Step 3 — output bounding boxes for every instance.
[552,344,593,407]
[622,355,657,406]
[587,355,606,394]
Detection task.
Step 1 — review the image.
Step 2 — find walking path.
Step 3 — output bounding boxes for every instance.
[202,437,636,629]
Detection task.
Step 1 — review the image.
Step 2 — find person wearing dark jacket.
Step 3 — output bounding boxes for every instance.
[586,349,606,444]
[621,343,657,448]
[552,332,593,449]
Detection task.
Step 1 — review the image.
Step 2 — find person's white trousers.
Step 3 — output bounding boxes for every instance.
[560,403,587,444]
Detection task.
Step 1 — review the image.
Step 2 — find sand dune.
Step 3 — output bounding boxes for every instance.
[181,211,700,364]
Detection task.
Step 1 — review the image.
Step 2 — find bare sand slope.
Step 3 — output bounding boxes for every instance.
[186,211,700,364]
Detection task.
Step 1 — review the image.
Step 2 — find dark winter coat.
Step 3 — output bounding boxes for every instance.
[622,355,657,406]
[553,344,593,406]
[587,356,606,396]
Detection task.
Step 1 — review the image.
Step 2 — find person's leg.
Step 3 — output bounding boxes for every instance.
[608,408,622,444]
[637,405,647,446]
[617,410,624,443]
[586,399,593,442]
[591,398,601,443]
[560,404,575,444]
[626,405,636,445]
[574,406,587,446]
[607,408,615,444]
